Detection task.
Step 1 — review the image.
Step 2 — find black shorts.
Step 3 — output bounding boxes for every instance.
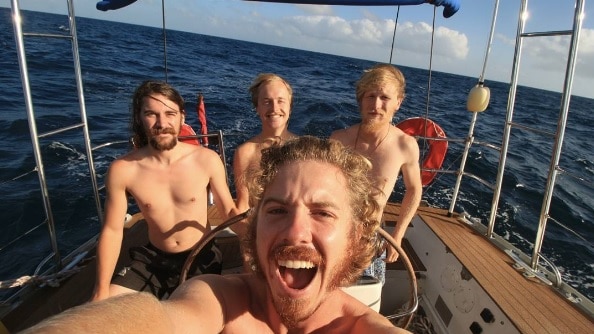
[111,240,222,299]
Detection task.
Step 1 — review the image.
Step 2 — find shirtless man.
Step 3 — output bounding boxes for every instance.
[233,73,297,214]
[24,136,410,334]
[91,80,238,301]
[331,64,423,285]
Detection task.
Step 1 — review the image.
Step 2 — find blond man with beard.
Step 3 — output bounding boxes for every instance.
[91,80,239,301]
[233,73,297,217]
[331,64,423,285]
[26,137,410,334]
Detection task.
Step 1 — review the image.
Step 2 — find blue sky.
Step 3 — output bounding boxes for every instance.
[3,0,594,98]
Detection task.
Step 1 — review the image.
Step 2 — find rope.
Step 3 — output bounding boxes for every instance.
[420,7,437,159]
[477,0,500,84]
[388,6,401,64]
[0,220,47,253]
[0,267,81,289]
[161,0,168,82]
[0,167,37,187]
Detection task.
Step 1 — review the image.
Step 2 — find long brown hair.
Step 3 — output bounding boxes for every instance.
[130,80,185,148]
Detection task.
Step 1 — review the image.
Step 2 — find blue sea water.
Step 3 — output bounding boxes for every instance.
[1,8,593,300]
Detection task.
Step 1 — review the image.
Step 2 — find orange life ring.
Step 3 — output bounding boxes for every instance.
[178,123,200,146]
[395,117,448,186]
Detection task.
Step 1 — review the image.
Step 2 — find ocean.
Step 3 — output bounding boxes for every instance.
[1,8,593,301]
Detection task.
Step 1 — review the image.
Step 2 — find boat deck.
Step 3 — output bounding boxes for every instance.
[383,203,594,333]
[4,204,592,333]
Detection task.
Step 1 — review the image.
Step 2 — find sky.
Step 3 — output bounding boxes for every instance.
[3,0,594,98]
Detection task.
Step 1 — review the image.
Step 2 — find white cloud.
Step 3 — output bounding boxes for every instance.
[362,8,380,21]
[394,22,468,61]
[579,28,594,54]
[577,28,594,78]
[522,29,594,80]
[248,14,468,64]
[2,0,592,98]
[434,26,468,59]
[295,4,333,16]
[495,33,515,47]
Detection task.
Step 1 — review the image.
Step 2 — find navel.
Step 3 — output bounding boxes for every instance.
[190,197,196,202]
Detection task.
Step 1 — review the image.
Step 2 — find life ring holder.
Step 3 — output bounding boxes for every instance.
[395,117,448,186]
[179,210,418,329]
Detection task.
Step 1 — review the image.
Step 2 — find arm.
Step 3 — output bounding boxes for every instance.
[208,150,246,237]
[232,144,251,213]
[22,293,174,333]
[352,312,412,334]
[166,275,227,333]
[386,137,422,263]
[92,160,129,301]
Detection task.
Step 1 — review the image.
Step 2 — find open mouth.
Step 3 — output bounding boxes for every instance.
[278,259,317,290]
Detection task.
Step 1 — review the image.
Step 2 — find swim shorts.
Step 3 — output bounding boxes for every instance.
[111,240,222,299]
[364,250,386,286]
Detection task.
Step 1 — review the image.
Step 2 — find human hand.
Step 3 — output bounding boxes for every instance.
[384,240,401,263]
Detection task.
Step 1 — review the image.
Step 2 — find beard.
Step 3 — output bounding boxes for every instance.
[266,245,353,329]
[270,263,351,330]
[361,117,385,132]
[274,295,314,329]
[148,127,178,151]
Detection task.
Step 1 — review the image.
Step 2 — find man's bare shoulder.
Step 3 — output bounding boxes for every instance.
[330,125,357,144]
[108,149,145,173]
[175,273,256,303]
[350,306,411,334]
[235,139,261,155]
[353,314,412,334]
[114,147,146,161]
[179,142,222,161]
[321,292,410,334]
[391,126,420,149]
[189,272,254,286]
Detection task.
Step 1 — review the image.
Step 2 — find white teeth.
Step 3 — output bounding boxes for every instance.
[278,260,315,269]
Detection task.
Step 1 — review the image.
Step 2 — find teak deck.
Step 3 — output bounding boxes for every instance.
[383,203,594,334]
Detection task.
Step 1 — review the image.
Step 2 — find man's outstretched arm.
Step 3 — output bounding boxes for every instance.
[22,292,173,334]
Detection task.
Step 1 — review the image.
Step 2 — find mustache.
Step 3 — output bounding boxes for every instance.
[273,245,323,266]
[149,128,176,136]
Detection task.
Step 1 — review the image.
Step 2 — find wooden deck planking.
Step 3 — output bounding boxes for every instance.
[411,204,594,334]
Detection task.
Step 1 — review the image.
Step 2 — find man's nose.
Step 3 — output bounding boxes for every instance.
[269,100,282,111]
[283,210,312,244]
[374,97,383,109]
[154,115,163,128]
